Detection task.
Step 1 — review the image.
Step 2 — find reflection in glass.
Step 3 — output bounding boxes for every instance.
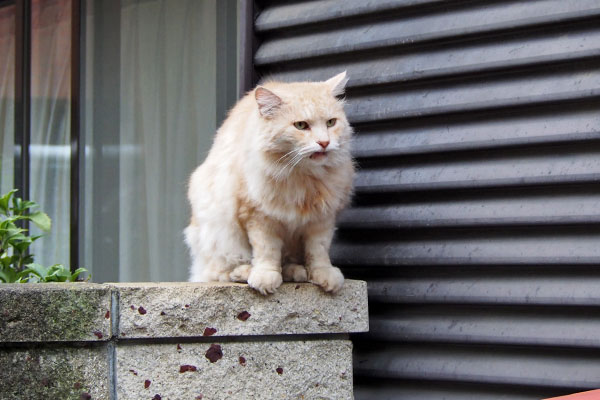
[30,0,71,266]
[0,4,15,195]
[84,0,237,282]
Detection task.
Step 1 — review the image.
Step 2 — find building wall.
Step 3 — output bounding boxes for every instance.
[253,0,600,398]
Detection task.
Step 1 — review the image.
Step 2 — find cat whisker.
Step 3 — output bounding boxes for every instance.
[274,148,299,166]
[289,150,310,170]
[273,145,314,182]
[274,146,308,171]
[272,149,303,181]
[273,150,301,180]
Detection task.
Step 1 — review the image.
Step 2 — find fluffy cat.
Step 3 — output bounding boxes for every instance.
[184,72,354,295]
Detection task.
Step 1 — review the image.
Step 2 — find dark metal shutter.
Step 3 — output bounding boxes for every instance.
[253,1,600,398]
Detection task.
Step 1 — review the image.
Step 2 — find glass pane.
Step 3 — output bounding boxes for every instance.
[30,0,71,267]
[84,0,238,282]
[0,4,15,195]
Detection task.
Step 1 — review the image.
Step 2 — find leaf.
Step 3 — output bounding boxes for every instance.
[28,212,51,232]
[0,270,11,283]
[1,255,12,269]
[6,226,25,236]
[6,233,28,247]
[20,201,38,211]
[0,190,17,216]
[20,254,34,266]
[44,264,71,282]
[0,265,19,283]
[69,268,88,282]
[0,219,18,230]
[12,239,33,254]
[18,273,38,283]
[11,196,22,214]
[0,268,17,283]
[21,263,47,278]
[49,264,69,276]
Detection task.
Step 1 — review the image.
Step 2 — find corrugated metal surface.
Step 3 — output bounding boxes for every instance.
[253,0,600,398]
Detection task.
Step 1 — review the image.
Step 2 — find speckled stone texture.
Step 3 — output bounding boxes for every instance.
[0,345,110,400]
[0,283,111,342]
[113,280,368,338]
[0,280,368,399]
[117,340,353,400]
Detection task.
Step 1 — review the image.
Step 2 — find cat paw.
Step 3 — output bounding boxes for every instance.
[247,269,283,295]
[229,264,252,282]
[308,266,345,293]
[282,263,308,282]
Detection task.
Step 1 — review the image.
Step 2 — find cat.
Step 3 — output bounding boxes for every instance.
[184,72,354,295]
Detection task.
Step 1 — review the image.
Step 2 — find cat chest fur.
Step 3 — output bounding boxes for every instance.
[241,169,350,228]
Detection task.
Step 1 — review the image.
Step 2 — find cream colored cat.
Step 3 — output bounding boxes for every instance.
[185,72,354,295]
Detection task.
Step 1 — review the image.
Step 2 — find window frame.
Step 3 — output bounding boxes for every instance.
[8,0,81,272]
[4,0,247,278]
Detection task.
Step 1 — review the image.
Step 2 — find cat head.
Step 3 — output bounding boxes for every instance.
[253,72,352,172]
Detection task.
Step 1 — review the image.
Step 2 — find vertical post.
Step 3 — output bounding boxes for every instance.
[91,0,120,283]
[14,0,30,205]
[237,0,256,98]
[70,0,81,272]
[216,0,239,124]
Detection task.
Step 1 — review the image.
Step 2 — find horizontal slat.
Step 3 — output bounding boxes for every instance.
[354,343,600,388]
[355,143,600,193]
[367,306,600,347]
[255,0,445,32]
[364,274,600,306]
[352,132,600,159]
[255,0,600,65]
[340,214,600,230]
[351,104,600,158]
[351,89,600,125]
[338,191,600,229]
[332,231,600,266]
[354,173,600,194]
[354,380,564,400]
[345,66,600,123]
[261,27,600,89]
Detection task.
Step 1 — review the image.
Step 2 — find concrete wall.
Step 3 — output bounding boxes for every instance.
[0,280,368,399]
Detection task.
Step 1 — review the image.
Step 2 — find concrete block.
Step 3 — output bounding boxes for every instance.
[0,344,110,400]
[117,339,353,400]
[0,283,112,342]
[113,280,368,339]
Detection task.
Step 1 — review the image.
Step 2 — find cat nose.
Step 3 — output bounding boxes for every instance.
[317,140,329,149]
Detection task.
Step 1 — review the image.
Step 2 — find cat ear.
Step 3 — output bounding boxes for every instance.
[255,86,283,117]
[325,71,348,97]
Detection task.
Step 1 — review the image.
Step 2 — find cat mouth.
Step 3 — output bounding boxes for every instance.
[310,151,328,159]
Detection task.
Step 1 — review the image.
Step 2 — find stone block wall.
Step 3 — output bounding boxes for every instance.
[0,280,368,400]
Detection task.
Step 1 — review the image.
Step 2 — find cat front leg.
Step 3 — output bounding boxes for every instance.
[282,263,308,282]
[246,216,284,295]
[304,220,345,293]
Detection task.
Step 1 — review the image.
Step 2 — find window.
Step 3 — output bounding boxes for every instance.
[0,2,16,196]
[1,0,75,269]
[0,0,238,282]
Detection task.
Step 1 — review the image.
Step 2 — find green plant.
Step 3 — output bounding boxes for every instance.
[0,189,87,283]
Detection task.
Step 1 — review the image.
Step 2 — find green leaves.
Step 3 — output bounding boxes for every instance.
[0,264,20,283]
[18,263,87,283]
[0,189,17,216]
[28,211,51,232]
[0,189,88,284]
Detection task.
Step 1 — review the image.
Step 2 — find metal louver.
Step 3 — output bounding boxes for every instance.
[253,1,600,398]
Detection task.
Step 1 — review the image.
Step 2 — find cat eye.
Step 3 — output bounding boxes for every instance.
[326,118,337,127]
[293,121,309,130]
